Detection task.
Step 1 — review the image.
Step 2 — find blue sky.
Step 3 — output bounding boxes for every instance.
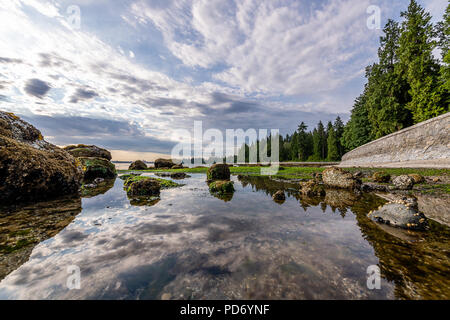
[0,0,447,159]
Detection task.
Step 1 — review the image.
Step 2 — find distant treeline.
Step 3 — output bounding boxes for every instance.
[236,1,449,163]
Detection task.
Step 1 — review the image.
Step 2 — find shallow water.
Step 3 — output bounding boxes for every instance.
[0,174,449,300]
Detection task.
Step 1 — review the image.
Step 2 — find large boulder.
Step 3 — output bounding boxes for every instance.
[206,164,230,181]
[76,157,116,181]
[129,160,147,170]
[392,175,415,190]
[154,158,174,169]
[64,144,111,160]
[0,111,82,204]
[322,167,361,190]
[368,198,428,230]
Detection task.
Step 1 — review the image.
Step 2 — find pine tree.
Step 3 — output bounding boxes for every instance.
[366,19,413,138]
[333,116,345,157]
[342,94,373,151]
[397,0,446,122]
[327,126,340,161]
[437,3,450,106]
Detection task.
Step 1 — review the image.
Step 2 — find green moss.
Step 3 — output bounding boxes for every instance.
[209,180,235,194]
[0,239,34,254]
[8,229,31,237]
[123,175,181,189]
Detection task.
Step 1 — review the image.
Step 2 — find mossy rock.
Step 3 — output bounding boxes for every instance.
[300,180,326,197]
[0,112,82,204]
[207,164,230,181]
[64,144,112,160]
[123,176,181,190]
[209,180,235,194]
[408,174,425,184]
[127,178,161,197]
[372,171,391,183]
[76,157,117,181]
[119,173,141,180]
[129,160,147,170]
[154,158,174,168]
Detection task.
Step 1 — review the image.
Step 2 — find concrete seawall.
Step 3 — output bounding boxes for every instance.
[340,112,450,168]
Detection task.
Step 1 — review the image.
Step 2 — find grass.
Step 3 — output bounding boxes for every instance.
[119,166,449,181]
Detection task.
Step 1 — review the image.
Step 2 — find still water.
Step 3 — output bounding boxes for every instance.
[0,173,449,299]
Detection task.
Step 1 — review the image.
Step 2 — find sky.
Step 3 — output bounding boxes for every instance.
[0,0,447,160]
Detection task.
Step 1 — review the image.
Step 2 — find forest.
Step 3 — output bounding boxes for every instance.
[237,0,449,162]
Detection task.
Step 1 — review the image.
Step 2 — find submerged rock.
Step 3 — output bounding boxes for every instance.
[64,144,112,160]
[76,157,117,181]
[207,164,230,181]
[170,172,189,179]
[155,158,174,169]
[128,160,147,170]
[299,180,326,197]
[368,197,428,230]
[0,111,82,204]
[171,164,184,169]
[372,171,391,183]
[392,175,414,190]
[322,167,361,190]
[361,182,389,192]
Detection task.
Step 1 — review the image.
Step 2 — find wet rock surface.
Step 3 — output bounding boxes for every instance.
[207,164,231,181]
[128,160,147,170]
[0,196,81,281]
[77,157,117,181]
[322,167,361,190]
[64,144,112,161]
[299,180,326,197]
[368,198,428,230]
[126,178,161,197]
[0,111,82,204]
[392,175,415,190]
[154,158,175,169]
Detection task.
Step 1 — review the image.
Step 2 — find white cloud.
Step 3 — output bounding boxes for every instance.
[129,0,381,97]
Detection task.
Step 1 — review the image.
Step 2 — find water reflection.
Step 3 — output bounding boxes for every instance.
[0,174,448,300]
[0,197,82,281]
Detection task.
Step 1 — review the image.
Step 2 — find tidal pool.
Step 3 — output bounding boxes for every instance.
[0,173,449,300]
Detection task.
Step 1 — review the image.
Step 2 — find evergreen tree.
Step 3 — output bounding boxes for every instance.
[397,0,446,122]
[366,20,413,138]
[326,126,340,161]
[437,3,450,106]
[333,116,345,157]
[342,94,373,151]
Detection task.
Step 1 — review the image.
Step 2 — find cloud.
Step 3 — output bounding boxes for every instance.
[22,114,176,153]
[129,0,380,96]
[69,87,99,103]
[0,57,23,64]
[23,78,51,98]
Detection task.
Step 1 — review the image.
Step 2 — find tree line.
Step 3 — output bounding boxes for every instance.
[343,0,449,150]
[237,0,449,163]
